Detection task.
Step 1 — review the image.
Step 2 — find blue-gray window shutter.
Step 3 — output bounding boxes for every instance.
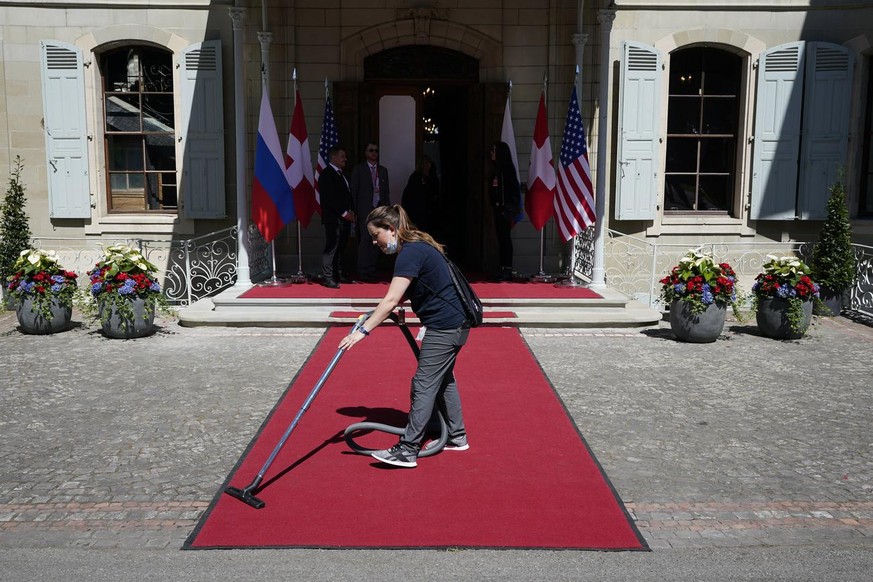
[798,42,853,220]
[751,42,804,220]
[616,41,661,221]
[40,41,91,219]
[179,40,226,219]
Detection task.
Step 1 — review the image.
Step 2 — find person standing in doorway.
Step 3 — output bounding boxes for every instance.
[338,205,470,468]
[319,146,355,288]
[401,154,440,234]
[489,141,521,281]
[351,141,391,282]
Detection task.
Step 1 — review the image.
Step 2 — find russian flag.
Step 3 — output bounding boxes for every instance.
[252,88,295,243]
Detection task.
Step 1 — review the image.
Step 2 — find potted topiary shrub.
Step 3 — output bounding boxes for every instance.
[0,156,33,309]
[810,174,856,316]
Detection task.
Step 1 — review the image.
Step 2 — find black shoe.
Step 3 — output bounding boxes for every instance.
[321,278,339,289]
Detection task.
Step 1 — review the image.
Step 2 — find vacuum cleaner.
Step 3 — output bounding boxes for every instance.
[225,310,448,509]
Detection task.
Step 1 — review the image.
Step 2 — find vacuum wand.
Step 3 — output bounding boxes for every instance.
[224,314,369,509]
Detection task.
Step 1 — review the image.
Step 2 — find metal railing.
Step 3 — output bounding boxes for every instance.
[15,225,873,319]
[28,226,239,306]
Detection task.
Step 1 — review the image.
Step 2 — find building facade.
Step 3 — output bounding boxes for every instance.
[1,0,871,287]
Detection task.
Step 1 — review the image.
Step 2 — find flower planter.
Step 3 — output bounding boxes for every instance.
[16,295,72,334]
[669,299,727,343]
[756,297,813,340]
[100,296,155,339]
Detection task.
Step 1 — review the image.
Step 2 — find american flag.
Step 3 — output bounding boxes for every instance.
[314,95,339,204]
[554,86,595,242]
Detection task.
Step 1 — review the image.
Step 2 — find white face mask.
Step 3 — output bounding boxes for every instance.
[385,237,398,255]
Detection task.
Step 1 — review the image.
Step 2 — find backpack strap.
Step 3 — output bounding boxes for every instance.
[417,255,473,325]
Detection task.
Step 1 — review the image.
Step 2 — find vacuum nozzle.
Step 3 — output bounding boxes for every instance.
[224,485,266,509]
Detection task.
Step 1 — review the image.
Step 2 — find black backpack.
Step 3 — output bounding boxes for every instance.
[420,255,484,327]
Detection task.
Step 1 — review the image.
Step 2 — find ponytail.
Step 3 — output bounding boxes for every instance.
[366,205,445,254]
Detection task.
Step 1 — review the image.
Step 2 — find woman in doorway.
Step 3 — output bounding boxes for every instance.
[489,141,521,282]
[401,154,440,233]
[338,205,470,468]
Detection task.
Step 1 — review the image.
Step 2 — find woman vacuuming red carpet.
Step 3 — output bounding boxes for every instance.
[338,205,471,468]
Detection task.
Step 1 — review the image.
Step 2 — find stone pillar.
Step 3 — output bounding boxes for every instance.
[590,8,616,290]
[257,31,272,86]
[229,6,252,287]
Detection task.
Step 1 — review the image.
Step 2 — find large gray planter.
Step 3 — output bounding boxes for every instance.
[756,297,813,340]
[100,296,155,339]
[815,287,843,317]
[16,295,72,334]
[2,286,17,310]
[669,299,727,343]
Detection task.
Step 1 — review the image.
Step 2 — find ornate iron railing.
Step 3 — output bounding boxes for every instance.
[16,227,873,319]
[28,227,239,306]
[850,243,873,317]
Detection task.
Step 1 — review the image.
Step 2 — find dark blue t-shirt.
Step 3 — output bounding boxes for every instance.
[394,241,467,329]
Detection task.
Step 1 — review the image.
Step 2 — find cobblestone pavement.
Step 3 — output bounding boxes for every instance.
[1,308,872,577]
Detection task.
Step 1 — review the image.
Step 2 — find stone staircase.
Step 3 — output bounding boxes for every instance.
[178,284,662,328]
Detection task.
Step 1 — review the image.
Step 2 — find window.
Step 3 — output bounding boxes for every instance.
[664,47,742,214]
[101,47,177,213]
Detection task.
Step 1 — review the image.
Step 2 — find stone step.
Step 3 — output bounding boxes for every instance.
[178,285,662,328]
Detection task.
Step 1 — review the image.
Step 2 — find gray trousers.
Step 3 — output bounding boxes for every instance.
[401,325,470,450]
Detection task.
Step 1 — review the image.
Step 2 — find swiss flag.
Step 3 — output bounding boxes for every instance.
[285,90,319,227]
[526,91,557,231]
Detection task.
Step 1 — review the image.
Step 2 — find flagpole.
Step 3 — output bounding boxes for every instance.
[259,63,281,287]
[531,73,555,283]
[556,65,584,289]
[289,67,307,284]
[258,34,281,287]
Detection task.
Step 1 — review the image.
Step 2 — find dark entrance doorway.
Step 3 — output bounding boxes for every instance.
[334,46,507,272]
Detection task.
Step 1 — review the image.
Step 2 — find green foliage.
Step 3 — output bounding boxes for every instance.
[0,156,33,285]
[811,175,855,291]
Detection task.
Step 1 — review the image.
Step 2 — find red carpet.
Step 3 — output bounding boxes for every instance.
[185,327,645,550]
[240,280,602,299]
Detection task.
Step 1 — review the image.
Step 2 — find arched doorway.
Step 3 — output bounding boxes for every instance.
[334,46,507,272]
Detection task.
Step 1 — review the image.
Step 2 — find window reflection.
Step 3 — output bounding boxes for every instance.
[101,46,176,213]
[664,47,741,214]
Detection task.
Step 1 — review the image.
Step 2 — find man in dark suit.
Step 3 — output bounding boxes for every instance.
[350,141,390,282]
[319,146,355,288]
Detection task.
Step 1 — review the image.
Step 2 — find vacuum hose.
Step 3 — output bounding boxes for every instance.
[343,310,448,456]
